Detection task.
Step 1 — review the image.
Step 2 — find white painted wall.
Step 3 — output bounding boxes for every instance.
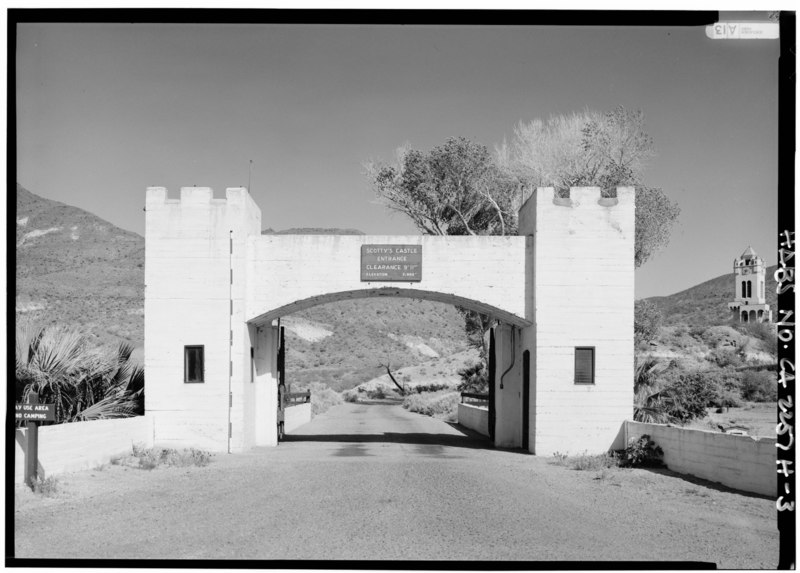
[519,187,635,455]
[626,421,777,497]
[15,417,153,483]
[245,235,529,327]
[284,403,312,434]
[458,403,489,437]
[145,187,262,452]
[145,185,635,455]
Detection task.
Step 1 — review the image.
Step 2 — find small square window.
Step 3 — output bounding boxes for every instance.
[184,345,204,383]
[574,347,594,385]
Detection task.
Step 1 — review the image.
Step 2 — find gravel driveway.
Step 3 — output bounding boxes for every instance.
[13,402,778,566]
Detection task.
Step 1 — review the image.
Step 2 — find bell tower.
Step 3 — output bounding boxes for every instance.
[728,246,771,323]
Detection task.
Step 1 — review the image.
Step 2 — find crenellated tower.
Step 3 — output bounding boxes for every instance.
[728,246,772,323]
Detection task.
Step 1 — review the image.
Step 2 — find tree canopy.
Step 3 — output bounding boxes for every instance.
[366,106,680,268]
[365,137,520,236]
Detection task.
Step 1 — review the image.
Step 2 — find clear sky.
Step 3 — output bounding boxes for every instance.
[15,18,780,299]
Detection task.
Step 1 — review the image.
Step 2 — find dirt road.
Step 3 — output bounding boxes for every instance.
[13,402,778,566]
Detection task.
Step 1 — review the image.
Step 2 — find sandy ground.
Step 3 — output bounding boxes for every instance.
[13,403,778,566]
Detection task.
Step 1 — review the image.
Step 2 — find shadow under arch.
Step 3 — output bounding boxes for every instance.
[247,287,531,327]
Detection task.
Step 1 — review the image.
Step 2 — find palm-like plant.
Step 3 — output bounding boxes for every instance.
[15,323,144,424]
[633,356,674,424]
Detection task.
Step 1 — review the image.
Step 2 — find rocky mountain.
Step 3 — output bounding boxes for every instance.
[645,263,779,327]
[15,184,145,346]
[14,185,471,388]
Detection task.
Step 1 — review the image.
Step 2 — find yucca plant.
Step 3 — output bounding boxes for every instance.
[15,322,144,424]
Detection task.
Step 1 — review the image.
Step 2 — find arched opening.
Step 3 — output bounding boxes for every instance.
[249,291,527,452]
[742,311,749,322]
[757,310,763,320]
[747,281,752,298]
[749,310,756,322]
[741,281,747,298]
[249,287,531,329]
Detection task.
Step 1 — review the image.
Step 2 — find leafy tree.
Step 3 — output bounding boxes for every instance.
[634,299,664,347]
[497,106,680,267]
[365,137,520,236]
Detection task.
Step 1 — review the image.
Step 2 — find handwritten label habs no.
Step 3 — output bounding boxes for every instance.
[361,244,422,282]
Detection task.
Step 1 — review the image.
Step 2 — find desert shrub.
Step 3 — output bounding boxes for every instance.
[31,475,60,496]
[414,382,451,393]
[741,370,777,402]
[569,452,619,471]
[620,435,663,468]
[310,383,343,416]
[341,388,359,403]
[707,347,741,368]
[548,451,619,471]
[662,372,717,423]
[739,321,778,354]
[402,390,460,421]
[701,325,744,349]
[457,362,488,393]
[367,385,388,399]
[130,446,212,469]
[688,325,706,339]
[710,386,744,409]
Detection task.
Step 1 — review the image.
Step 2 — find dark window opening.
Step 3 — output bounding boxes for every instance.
[250,347,255,383]
[574,347,595,385]
[184,345,204,383]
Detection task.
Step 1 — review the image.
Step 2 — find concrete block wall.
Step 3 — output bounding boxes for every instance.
[519,187,635,455]
[15,417,153,483]
[457,403,489,437]
[145,187,261,452]
[626,421,777,497]
[284,403,312,434]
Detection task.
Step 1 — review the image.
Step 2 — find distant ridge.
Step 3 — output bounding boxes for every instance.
[645,264,778,327]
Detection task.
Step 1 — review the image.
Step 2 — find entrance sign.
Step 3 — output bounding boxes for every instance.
[15,403,56,422]
[361,244,422,282]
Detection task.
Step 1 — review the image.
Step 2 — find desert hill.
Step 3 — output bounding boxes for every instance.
[645,263,778,327]
[15,184,145,345]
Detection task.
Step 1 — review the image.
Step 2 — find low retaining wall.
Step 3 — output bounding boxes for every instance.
[284,403,312,433]
[625,421,776,497]
[458,403,489,437]
[15,416,154,483]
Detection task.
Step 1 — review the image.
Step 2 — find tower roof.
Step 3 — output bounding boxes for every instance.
[740,246,758,260]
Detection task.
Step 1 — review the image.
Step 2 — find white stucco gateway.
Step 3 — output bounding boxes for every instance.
[144,186,635,455]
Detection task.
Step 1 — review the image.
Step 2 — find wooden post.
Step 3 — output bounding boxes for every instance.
[26,394,39,488]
